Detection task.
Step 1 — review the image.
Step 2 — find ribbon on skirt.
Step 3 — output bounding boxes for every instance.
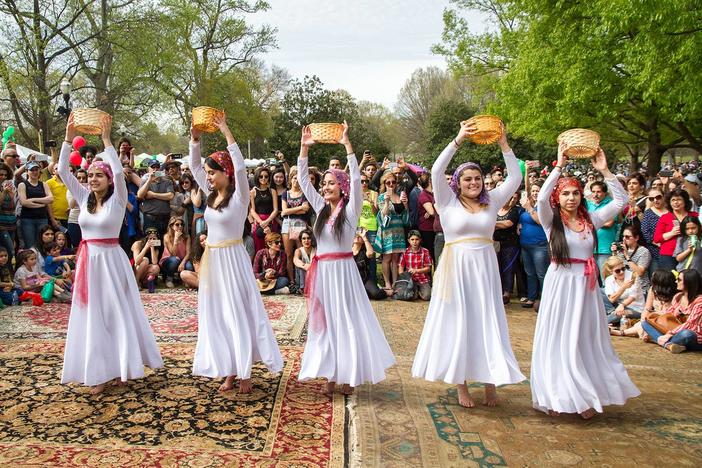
[305,251,353,333]
[74,238,120,307]
[553,257,598,290]
[200,238,244,289]
[434,236,494,302]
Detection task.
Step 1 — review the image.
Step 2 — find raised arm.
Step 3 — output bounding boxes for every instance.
[297,126,325,213]
[432,121,476,209]
[94,115,126,204]
[338,122,361,221]
[588,149,624,230]
[487,149,522,209]
[536,167,559,234]
[189,126,210,197]
[58,114,89,206]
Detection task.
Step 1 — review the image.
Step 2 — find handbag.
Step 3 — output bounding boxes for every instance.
[392,272,417,301]
[645,312,686,334]
[288,219,307,241]
[40,279,55,303]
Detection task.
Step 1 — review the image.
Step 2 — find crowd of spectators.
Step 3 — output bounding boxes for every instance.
[0,138,700,353]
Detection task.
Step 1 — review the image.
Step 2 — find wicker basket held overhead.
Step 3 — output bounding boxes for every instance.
[557,129,600,159]
[308,123,344,144]
[462,115,503,145]
[192,106,225,133]
[73,108,111,135]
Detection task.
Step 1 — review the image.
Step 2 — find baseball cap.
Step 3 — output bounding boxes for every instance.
[684,174,699,185]
[148,159,161,167]
[26,161,40,170]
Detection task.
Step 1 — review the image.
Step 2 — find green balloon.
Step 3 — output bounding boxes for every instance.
[518,159,526,178]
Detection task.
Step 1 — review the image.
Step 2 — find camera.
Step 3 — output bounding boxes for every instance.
[44,140,57,148]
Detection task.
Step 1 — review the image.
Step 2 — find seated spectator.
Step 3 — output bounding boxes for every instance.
[642,269,702,353]
[54,231,73,255]
[612,269,676,338]
[352,228,388,300]
[160,216,193,288]
[31,224,55,270]
[181,230,207,289]
[253,232,289,295]
[674,215,702,272]
[13,249,70,302]
[44,242,74,286]
[293,228,316,295]
[398,230,433,301]
[131,227,161,293]
[603,256,645,327]
[0,247,40,305]
[611,224,652,293]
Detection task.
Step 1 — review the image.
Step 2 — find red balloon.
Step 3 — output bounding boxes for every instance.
[552,160,558,167]
[69,150,82,166]
[72,136,86,150]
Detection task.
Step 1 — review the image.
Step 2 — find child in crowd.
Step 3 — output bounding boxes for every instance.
[398,230,433,300]
[674,216,702,272]
[55,231,74,255]
[181,230,207,289]
[0,247,42,305]
[14,250,71,303]
[293,228,316,295]
[44,242,75,286]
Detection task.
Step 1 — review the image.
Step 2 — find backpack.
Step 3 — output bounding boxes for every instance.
[393,272,417,301]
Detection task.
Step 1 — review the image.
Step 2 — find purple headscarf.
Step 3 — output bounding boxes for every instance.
[450,162,490,204]
[322,168,351,226]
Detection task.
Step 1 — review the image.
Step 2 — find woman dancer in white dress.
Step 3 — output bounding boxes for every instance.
[531,143,640,419]
[412,121,525,407]
[60,114,163,395]
[190,115,283,393]
[297,122,395,396]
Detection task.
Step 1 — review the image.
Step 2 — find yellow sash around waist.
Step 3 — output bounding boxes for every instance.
[200,238,244,289]
[434,237,494,302]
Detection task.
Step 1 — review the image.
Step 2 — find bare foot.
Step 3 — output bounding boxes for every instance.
[580,408,597,420]
[642,332,651,343]
[112,378,127,387]
[320,381,335,398]
[90,383,106,395]
[219,375,236,392]
[457,384,475,408]
[239,378,252,394]
[483,384,498,407]
[548,410,561,417]
[341,384,354,395]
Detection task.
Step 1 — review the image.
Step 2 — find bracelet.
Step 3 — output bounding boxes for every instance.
[454,138,461,148]
[555,165,563,169]
[347,152,354,156]
[64,139,71,144]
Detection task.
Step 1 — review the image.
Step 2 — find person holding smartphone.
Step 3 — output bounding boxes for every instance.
[137,160,175,238]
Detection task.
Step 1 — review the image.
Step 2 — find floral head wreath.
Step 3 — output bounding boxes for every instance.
[450,162,490,204]
[550,176,593,231]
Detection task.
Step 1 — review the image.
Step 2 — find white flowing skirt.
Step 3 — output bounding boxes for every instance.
[299,258,395,386]
[530,262,640,414]
[193,244,283,379]
[412,243,525,385]
[61,244,163,386]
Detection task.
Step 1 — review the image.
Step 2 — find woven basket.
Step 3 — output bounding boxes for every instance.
[73,108,110,135]
[462,115,503,145]
[309,123,344,144]
[557,128,600,159]
[192,106,225,133]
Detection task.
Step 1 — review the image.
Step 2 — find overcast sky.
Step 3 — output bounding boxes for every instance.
[251,0,487,109]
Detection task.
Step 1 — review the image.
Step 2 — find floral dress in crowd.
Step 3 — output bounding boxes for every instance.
[373,193,408,254]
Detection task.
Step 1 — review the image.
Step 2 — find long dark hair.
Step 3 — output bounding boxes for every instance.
[204,157,234,211]
[314,203,348,241]
[679,215,701,243]
[191,230,207,263]
[87,185,114,214]
[35,224,54,255]
[651,269,677,303]
[680,268,702,302]
[548,187,597,265]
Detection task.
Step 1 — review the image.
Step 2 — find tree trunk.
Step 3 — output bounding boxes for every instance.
[647,126,664,177]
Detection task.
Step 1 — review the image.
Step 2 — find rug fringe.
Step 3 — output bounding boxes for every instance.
[347,394,362,468]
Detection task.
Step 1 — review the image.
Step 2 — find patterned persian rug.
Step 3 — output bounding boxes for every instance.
[351,300,702,467]
[0,291,345,467]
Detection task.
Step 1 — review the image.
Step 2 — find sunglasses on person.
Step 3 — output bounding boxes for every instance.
[360,179,368,184]
[385,180,396,186]
[622,234,634,239]
[613,268,625,274]
[172,222,183,227]
[648,195,662,201]
[269,240,281,245]
[259,175,269,179]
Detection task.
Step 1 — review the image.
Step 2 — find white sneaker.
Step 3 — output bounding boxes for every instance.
[166,280,175,288]
[275,286,290,295]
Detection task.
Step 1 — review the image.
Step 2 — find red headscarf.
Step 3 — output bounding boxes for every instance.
[550,177,594,233]
[208,151,234,183]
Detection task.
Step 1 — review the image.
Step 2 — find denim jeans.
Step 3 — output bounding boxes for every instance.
[434,232,445,266]
[657,255,677,272]
[162,256,194,280]
[0,287,23,305]
[262,276,289,295]
[521,242,549,301]
[602,288,642,325]
[295,266,307,291]
[67,223,82,249]
[0,230,15,265]
[641,322,702,351]
[20,218,47,249]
